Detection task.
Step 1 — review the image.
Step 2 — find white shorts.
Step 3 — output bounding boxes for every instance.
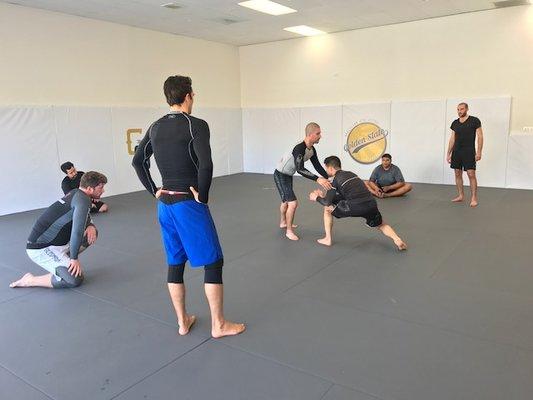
[26,245,71,279]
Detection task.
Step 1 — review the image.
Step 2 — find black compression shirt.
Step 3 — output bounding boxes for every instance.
[61,171,83,195]
[317,170,374,206]
[132,111,213,204]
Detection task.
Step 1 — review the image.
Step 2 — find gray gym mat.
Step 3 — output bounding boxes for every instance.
[1,174,533,400]
[0,290,205,400]
[0,366,51,400]
[113,341,331,400]
[321,384,383,400]
[225,293,530,400]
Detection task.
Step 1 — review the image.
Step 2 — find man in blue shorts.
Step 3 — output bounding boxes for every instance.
[132,75,245,338]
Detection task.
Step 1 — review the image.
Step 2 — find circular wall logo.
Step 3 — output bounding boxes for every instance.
[344,122,388,164]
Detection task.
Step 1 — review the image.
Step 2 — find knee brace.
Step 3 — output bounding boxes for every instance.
[204,259,223,284]
[52,266,84,288]
[167,263,185,284]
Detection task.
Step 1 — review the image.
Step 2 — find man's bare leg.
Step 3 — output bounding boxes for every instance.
[279,202,297,228]
[377,223,407,250]
[205,283,245,338]
[285,201,299,240]
[452,169,464,202]
[383,183,413,198]
[317,207,334,246]
[10,273,53,288]
[467,169,478,207]
[168,283,196,335]
[365,181,383,197]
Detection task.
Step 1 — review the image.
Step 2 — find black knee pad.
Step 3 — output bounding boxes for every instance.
[52,266,84,288]
[167,264,185,283]
[204,259,223,284]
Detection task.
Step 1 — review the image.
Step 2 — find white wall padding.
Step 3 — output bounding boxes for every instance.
[391,100,446,184]
[299,106,343,177]
[194,108,229,178]
[242,108,301,174]
[110,107,164,195]
[506,135,533,190]
[341,102,392,179]
[242,108,266,173]
[0,107,62,215]
[226,108,243,175]
[54,107,117,196]
[263,108,301,175]
[443,97,511,187]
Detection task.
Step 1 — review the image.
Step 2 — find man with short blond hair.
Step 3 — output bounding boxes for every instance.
[274,122,332,241]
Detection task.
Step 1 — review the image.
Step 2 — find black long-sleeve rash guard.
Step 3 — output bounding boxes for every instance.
[316,170,374,206]
[132,111,214,204]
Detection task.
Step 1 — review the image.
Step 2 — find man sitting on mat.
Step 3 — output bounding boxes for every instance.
[366,153,412,198]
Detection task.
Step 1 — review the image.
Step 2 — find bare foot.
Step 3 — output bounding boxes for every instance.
[317,237,332,246]
[470,199,478,207]
[212,321,246,339]
[395,239,407,251]
[286,231,299,241]
[451,196,464,202]
[9,273,34,288]
[178,314,196,336]
[280,224,298,229]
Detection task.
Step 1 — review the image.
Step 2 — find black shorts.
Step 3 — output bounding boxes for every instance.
[90,200,105,213]
[451,148,476,171]
[274,170,297,203]
[331,199,383,227]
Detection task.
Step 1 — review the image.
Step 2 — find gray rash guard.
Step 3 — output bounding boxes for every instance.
[276,141,328,181]
[26,189,93,259]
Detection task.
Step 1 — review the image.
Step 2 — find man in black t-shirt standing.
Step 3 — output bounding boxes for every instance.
[446,103,484,207]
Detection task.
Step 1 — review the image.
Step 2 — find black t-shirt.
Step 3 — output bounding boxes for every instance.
[450,116,481,149]
[61,171,84,195]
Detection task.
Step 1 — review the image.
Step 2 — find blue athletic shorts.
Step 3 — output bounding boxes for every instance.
[158,200,223,268]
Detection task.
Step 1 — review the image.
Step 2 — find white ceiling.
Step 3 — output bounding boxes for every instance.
[1,0,528,46]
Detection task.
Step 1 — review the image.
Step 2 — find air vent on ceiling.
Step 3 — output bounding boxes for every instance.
[161,2,183,10]
[493,0,530,8]
[212,17,245,25]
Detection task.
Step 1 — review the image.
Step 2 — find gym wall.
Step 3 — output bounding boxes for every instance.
[0,3,242,216]
[239,5,533,189]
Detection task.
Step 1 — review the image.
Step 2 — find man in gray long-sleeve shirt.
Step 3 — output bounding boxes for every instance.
[10,171,107,289]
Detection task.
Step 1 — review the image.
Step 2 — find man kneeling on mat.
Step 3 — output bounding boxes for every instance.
[309,156,407,250]
[10,171,107,289]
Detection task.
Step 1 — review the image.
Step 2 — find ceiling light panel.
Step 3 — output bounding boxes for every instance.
[238,0,297,16]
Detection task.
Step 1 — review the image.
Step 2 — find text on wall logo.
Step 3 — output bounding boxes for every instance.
[344,122,388,164]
